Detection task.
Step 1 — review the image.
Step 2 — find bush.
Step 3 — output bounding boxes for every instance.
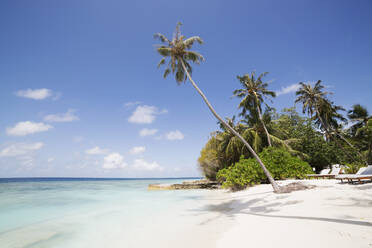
[216,147,313,190]
[198,136,224,180]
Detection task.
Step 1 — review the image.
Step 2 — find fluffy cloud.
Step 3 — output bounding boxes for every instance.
[133,158,163,171]
[0,142,44,157]
[103,153,127,169]
[129,146,146,155]
[44,109,79,122]
[276,83,301,96]
[6,121,53,136]
[128,105,167,124]
[15,88,53,100]
[165,130,184,140]
[85,146,109,155]
[139,128,158,137]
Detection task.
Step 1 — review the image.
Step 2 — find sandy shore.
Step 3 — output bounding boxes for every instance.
[213,180,372,248]
[1,179,371,248]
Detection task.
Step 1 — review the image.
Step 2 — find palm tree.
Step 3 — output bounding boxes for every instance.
[356,119,372,164]
[233,72,276,146]
[240,112,307,159]
[295,81,365,163]
[216,116,246,167]
[295,80,329,131]
[154,22,282,193]
[348,104,371,136]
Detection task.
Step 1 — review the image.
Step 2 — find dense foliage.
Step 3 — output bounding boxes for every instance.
[216,147,313,190]
[198,106,367,179]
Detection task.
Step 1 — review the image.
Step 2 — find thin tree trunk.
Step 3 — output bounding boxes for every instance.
[256,104,272,147]
[180,60,281,193]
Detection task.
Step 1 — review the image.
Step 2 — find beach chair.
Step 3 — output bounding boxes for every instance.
[307,169,330,179]
[327,167,342,179]
[346,166,372,184]
[335,167,367,183]
[307,167,342,179]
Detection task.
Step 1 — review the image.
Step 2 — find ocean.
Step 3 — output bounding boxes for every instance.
[0,177,226,248]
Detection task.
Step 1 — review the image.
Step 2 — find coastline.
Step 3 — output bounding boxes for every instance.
[1,179,371,247]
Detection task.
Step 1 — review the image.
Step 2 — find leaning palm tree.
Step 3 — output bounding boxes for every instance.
[154,22,282,193]
[233,72,276,146]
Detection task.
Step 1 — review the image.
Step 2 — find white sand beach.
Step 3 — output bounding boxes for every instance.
[1,179,371,248]
[213,180,372,248]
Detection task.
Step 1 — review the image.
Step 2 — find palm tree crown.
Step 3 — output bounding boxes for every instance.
[233,72,276,116]
[233,72,276,146]
[348,104,371,136]
[295,80,329,118]
[154,22,204,83]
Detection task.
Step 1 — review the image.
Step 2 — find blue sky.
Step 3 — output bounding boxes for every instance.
[0,0,371,177]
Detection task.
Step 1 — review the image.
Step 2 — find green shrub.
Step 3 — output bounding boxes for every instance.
[216,147,313,190]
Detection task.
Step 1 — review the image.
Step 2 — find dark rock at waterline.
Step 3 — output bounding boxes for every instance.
[148,179,220,190]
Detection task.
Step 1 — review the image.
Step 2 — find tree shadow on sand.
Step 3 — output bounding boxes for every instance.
[189,191,372,227]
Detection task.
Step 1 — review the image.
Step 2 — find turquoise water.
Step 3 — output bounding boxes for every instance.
[0,178,217,248]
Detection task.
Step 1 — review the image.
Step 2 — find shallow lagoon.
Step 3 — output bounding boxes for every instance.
[0,178,226,248]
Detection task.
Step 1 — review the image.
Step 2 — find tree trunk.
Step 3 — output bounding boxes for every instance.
[256,103,272,147]
[180,60,281,193]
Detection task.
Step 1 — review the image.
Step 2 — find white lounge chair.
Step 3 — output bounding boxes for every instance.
[335,167,367,183]
[346,166,372,184]
[308,167,342,179]
[307,169,330,179]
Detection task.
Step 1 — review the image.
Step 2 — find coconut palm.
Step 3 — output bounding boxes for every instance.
[216,116,246,166]
[356,119,372,164]
[295,81,365,163]
[233,72,276,146]
[240,112,307,159]
[295,80,329,130]
[348,104,371,137]
[154,23,282,193]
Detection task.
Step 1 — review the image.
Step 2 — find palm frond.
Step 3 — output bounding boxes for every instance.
[153,33,170,44]
[184,36,203,49]
[157,58,166,68]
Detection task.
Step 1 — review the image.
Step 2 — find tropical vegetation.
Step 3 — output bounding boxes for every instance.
[154,23,371,191]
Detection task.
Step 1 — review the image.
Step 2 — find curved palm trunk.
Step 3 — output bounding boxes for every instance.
[180,60,281,193]
[256,104,272,147]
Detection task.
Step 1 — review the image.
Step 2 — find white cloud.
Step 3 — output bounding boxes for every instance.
[85,146,109,155]
[276,83,301,96]
[129,146,146,155]
[139,128,158,137]
[132,158,163,171]
[6,121,53,136]
[165,130,184,140]
[44,109,79,122]
[128,105,167,124]
[15,88,53,100]
[0,142,44,157]
[47,157,55,163]
[103,153,127,169]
